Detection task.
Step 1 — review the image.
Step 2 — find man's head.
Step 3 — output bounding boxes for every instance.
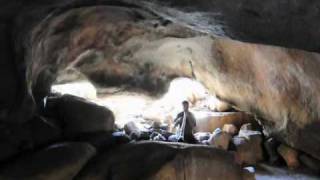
[182,101,189,112]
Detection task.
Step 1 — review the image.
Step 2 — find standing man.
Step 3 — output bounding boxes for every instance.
[169,101,197,143]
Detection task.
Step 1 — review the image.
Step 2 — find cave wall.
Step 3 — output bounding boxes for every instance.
[138,0,320,52]
[23,5,320,161]
[0,0,320,121]
[0,0,319,162]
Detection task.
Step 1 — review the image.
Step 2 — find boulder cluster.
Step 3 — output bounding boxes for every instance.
[0,91,319,179]
[121,104,320,175]
[0,93,250,180]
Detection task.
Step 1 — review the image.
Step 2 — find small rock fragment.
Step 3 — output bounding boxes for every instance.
[222,124,238,136]
[207,128,231,150]
[277,144,300,169]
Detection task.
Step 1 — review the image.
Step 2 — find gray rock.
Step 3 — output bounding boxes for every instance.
[26,116,62,147]
[124,121,150,141]
[46,94,114,137]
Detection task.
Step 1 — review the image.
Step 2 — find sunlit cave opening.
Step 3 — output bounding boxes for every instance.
[51,75,235,130]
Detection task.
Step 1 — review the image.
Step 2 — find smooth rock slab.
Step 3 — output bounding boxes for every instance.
[76,141,251,180]
[0,142,96,180]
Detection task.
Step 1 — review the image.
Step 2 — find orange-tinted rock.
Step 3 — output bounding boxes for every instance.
[195,112,253,133]
[215,100,232,112]
[277,144,300,169]
[223,124,238,136]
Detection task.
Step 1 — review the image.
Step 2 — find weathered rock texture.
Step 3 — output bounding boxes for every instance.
[23,5,320,161]
[76,141,249,180]
[0,1,318,176]
[207,39,320,160]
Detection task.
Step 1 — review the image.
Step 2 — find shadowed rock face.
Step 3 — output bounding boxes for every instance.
[3,0,320,52]
[138,0,320,52]
[76,141,248,180]
[25,5,320,160]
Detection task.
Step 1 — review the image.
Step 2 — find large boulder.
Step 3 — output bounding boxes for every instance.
[76,141,178,180]
[72,131,130,152]
[0,142,96,180]
[204,38,320,160]
[45,94,115,137]
[151,146,253,180]
[206,128,232,150]
[299,154,320,173]
[76,141,251,180]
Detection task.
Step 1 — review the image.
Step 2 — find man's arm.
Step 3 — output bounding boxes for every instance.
[173,112,183,128]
